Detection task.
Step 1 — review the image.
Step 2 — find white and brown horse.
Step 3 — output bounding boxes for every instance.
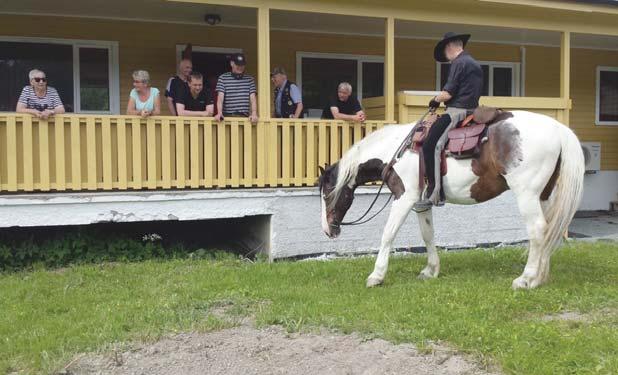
[318,110,584,289]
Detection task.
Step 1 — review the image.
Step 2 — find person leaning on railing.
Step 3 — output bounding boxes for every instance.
[213,53,258,124]
[127,70,161,117]
[321,82,366,122]
[175,71,214,117]
[16,69,65,120]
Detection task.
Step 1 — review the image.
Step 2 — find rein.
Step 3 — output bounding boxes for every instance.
[339,109,433,226]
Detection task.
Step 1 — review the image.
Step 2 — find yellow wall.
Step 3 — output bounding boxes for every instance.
[571,48,618,170]
[0,14,616,169]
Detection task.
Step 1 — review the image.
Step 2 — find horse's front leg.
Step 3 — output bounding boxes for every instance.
[417,209,440,280]
[366,192,415,288]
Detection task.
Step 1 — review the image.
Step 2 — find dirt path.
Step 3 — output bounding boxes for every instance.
[66,325,499,375]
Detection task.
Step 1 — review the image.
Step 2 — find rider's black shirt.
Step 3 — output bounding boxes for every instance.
[442,51,483,109]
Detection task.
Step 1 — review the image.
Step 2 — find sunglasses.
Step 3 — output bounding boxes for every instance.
[33,77,47,83]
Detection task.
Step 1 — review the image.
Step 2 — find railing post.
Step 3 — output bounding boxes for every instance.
[257,7,271,119]
[560,31,571,126]
[385,17,396,123]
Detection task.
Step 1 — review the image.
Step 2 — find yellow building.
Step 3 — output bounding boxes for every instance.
[0,0,617,213]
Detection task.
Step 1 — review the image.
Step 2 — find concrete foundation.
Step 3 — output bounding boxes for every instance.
[0,187,528,259]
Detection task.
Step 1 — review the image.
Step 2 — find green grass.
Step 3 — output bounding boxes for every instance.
[1,242,617,374]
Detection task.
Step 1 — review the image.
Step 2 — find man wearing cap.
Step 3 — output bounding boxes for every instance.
[214,53,258,124]
[271,67,303,118]
[413,32,483,211]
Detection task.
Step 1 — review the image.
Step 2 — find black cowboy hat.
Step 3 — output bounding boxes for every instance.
[434,32,471,62]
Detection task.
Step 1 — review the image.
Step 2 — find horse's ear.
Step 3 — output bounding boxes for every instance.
[318,166,325,175]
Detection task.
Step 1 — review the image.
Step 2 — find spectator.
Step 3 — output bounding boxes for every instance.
[271,67,303,118]
[16,69,65,119]
[214,53,258,123]
[175,72,214,117]
[165,58,192,115]
[321,82,366,122]
[126,70,161,117]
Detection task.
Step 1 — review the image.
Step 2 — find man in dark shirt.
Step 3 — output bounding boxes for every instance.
[413,32,483,211]
[165,58,192,115]
[175,72,214,117]
[321,82,366,122]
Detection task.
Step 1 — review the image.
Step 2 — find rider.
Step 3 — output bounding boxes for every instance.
[413,32,483,211]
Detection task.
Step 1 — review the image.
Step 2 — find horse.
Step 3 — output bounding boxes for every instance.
[318,110,584,289]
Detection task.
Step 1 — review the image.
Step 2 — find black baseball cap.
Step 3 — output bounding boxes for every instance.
[231,53,246,66]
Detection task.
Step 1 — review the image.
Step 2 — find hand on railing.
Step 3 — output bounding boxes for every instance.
[250,113,258,124]
[214,113,224,122]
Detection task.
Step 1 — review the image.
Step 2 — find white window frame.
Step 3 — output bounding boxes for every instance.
[296,52,385,102]
[436,60,521,97]
[595,66,618,126]
[174,45,243,68]
[0,36,120,114]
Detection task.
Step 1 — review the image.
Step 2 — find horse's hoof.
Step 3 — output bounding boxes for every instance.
[366,276,384,288]
[513,275,544,290]
[418,267,439,280]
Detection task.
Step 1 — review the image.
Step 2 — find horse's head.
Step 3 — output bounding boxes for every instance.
[318,163,355,239]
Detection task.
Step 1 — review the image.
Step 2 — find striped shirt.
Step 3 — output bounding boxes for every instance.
[18,86,63,111]
[216,72,256,116]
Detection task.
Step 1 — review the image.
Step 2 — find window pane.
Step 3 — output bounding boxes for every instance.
[79,47,109,111]
[362,62,384,98]
[493,67,513,96]
[599,70,618,122]
[0,41,73,112]
[301,58,357,113]
[481,65,490,96]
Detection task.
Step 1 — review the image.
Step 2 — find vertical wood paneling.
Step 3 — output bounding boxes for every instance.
[306,122,316,185]
[256,121,266,186]
[293,122,303,186]
[341,123,351,153]
[216,120,226,186]
[131,118,142,188]
[38,119,50,191]
[203,120,213,187]
[175,119,186,188]
[54,117,66,190]
[70,117,81,190]
[22,116,34,191]
[190,119,199,188]
[281,121,291,184]
[102,117,113,189]
[243,121,253,186]
[318,122,327,172]
[330,121,340,164]
[161,118,171,189]
[268,121,278,186]
[86,117,97,190]
[6,116,18,191]
[230,120,240,187]
[117,118,128,189]
[147,119,157,189]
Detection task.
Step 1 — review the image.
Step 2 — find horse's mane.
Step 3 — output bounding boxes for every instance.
[328,125,405,208]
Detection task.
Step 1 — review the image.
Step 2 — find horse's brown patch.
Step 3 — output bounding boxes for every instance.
[357,158,405,200]
[541,155,561,201]
[470,122,522,202]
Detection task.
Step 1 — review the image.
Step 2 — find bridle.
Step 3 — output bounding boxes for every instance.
[325,109,434,227]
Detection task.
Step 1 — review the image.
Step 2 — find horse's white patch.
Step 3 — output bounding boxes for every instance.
[320,192,330,235]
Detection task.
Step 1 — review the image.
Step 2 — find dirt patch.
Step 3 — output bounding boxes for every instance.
[540,308,618,324]
[64,326,498,375]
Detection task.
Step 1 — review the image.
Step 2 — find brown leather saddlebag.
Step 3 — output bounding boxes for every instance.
[447,123,486,159]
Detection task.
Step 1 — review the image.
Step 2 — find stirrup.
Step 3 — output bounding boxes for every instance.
[413,199,433,212]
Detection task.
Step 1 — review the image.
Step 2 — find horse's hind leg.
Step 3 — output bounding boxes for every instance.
[512,192,548,289]
[417,209,440,279]
[366,191,415,288]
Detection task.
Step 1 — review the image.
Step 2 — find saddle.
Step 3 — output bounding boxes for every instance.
[409,106,513,195]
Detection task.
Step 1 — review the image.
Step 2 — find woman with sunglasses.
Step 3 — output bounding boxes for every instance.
[127,70,161,117]
[16,69,65,119]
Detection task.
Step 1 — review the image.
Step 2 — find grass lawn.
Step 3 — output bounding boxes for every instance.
[0,242,617,374]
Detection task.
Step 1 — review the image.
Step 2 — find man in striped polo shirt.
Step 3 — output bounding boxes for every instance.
[214,53,258,124]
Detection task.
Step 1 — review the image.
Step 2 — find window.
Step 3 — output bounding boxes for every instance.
[437,61,521,97]
[0,37,119,113]
[296,52,384,117]
[596,66,618,126]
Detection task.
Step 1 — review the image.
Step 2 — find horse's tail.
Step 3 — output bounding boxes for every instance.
[542,123,585,254]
